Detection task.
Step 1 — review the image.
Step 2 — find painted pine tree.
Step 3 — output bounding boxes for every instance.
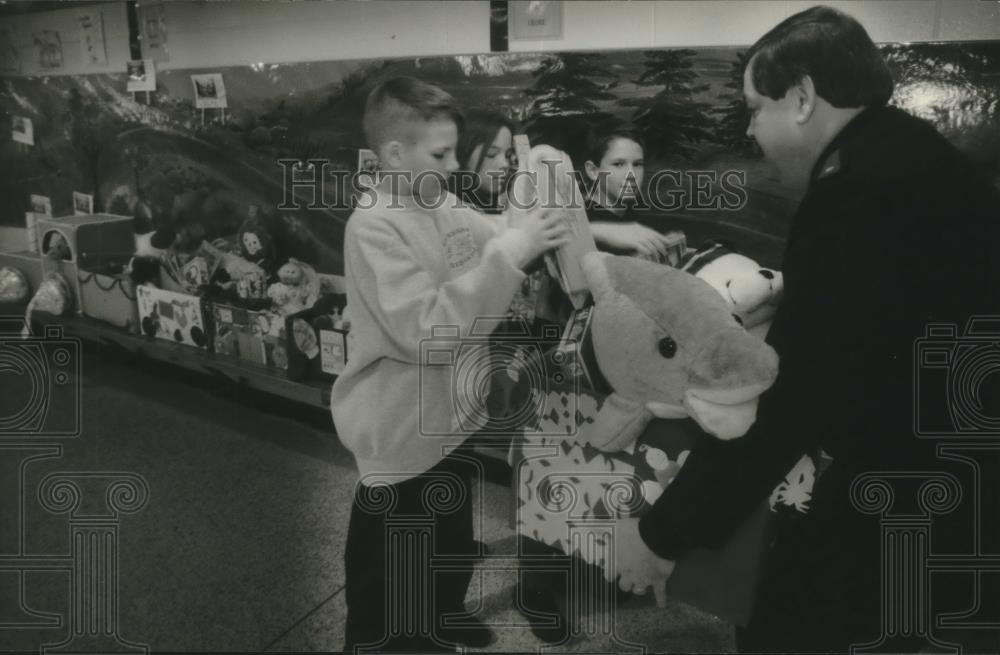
[711,51,758,157]
[621,49,715,159]
[65,87,118,212]
[523,53,617,157]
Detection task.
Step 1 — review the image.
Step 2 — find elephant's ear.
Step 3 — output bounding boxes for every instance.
[581,251,615,303]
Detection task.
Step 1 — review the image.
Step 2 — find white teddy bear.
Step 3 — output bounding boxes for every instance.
[680,241,784,339]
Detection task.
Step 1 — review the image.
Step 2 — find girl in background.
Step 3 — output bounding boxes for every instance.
[455,111,659,644]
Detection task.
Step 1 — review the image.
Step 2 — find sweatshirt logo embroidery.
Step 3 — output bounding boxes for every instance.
[443,227,478,270]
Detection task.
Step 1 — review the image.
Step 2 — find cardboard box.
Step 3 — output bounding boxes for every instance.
[211,301,287,370]
[35,213,134,269]
[318,327,348,376]
[78,266,139,332]
[285,294,347,381]
[136,285,211,350]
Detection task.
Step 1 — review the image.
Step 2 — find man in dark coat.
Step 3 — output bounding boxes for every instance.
[611,6,1000,653]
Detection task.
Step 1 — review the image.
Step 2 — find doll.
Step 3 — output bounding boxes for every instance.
[267,259,320,316]
[237,218,277,273]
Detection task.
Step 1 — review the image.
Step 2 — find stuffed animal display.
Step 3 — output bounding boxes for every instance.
[680,241,783,339]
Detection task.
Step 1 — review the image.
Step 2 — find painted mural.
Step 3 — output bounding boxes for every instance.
[2,42,998,273]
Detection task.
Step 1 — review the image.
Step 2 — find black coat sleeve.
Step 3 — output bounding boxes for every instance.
[637,182,932,560]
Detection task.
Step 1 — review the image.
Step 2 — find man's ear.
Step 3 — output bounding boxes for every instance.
[584,159,600,183]
[383,141,403,168]
[793,75,817,125]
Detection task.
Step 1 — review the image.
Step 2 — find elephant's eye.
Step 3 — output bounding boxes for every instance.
[733,314,744,326]
[658,336,677,358]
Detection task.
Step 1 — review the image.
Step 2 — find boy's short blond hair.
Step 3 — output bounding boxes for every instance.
[362,76,464,153]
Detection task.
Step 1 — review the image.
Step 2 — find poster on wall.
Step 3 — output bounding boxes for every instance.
[78,8,107,67]
[12,116,34,146]
[73,192,94,215]
[0,24,21,74]
[126,59,156,92]
[191,73,228,109]
[509,0,563,40]
[30,195,52,217]
[33,29,63,70]
[139,1,169,63]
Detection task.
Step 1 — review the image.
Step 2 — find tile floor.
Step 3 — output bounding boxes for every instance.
[0,337,733,653]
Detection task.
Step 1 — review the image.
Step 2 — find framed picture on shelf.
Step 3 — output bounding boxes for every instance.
[191,73,227,109]
[12,116,33,146]
[126,58,156,92]
[73,191,94,215]
[30,194,52,217]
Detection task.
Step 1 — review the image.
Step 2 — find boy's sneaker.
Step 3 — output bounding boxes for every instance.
[437,618,495,648]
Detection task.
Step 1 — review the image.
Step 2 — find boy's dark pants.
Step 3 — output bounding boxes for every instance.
[343,452,476,654]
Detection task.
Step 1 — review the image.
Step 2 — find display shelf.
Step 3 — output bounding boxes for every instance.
[35,313,333,410]
[19,311,513,466]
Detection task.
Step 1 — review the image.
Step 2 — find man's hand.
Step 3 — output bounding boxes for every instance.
[605,517,676,607]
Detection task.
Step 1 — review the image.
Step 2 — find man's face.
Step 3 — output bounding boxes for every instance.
[396,118,459,200]
[744,61,808,188]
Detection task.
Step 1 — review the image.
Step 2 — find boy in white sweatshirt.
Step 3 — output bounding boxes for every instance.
[332,77,569,653]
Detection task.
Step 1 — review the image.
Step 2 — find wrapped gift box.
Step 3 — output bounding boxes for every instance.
[39,256,79,315]
[211,301,287,370]
[136,285,211,350]
[0,250,45,298]
[285,294,347,381]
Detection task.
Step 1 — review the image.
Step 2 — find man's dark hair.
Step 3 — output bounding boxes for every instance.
[745,5,894,107]
[583,119,645,169]
[362,76,464,150]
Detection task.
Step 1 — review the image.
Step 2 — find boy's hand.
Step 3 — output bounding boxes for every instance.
[592,222,678,262]
[508,206,573,268]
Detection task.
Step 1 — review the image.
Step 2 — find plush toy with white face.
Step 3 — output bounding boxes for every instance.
[680,241,784,339]
[242,232,262,256]
[237,218,276,272]
[267,258,321,316]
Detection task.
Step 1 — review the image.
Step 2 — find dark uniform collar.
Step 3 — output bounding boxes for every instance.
[809,105,887,184]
